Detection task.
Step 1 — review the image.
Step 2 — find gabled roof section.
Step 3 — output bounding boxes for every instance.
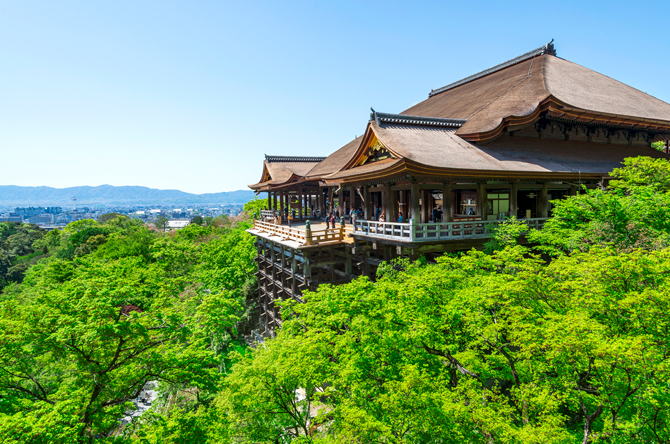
[429,40,556,97]
[403,41,670,142]
[341,120,403,171]
[249,156,324,190]
[324,120,669,183]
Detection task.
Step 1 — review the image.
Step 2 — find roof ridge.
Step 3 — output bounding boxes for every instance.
[371,109,466,128]
[429,40,556,97]
[265,155,326,163]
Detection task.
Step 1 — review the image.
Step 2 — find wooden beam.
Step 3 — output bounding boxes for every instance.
[539,183,549,218]
[442,182,452,222]
[477,183,486,219]
[410,182,420,222]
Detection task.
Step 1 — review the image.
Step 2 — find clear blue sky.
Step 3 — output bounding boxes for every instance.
[2,0,668,194]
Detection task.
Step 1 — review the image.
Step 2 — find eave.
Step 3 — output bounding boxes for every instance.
[457,96,670,143]
[323,157,608,186]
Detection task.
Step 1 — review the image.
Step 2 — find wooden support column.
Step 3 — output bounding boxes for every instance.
[298,189,303,220]
[539,183,549,218]
[383,184,392,222]
[291,249,297,298]
[304,254,311,282]
[279,192,285,219]
[318,188,323,216]
[477,183,487,219]
[345,247,353,275]
[389,188,398,222]
[410,182,420,221]
[338,186,344,218]
[329,187,334,215]
[272,193,277,212]
[510,182,518,218]
[399,190,407,221]
[442,183,452,222]
[348,186,355,217]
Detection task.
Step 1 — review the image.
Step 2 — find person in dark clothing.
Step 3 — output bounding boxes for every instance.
[432,206,439,222]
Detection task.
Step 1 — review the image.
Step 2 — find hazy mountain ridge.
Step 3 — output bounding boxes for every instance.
[0,185,256,205]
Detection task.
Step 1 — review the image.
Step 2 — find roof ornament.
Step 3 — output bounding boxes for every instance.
[545,39,556,56]
[370,107,380,125]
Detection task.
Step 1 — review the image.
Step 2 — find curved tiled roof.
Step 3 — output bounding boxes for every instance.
[403,52,670,140]
[325,121,668,182]
[248,158,322,190]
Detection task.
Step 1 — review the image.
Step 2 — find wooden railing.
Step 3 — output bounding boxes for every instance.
[252,219,345,246]
[353,218,549,242]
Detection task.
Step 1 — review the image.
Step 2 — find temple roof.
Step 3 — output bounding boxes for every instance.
[324,121,668,182]
[403,46,670,140]
[249,42,670,190]
[248,156,323,190]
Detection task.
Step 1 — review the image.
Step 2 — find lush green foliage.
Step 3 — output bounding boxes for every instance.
[0,222,48,289]
[220,246,670,443]
[530,156,670,255]
[0,215,257,443]
[3,158,670,443]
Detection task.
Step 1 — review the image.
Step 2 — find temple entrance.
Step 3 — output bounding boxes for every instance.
[517,190,538,218]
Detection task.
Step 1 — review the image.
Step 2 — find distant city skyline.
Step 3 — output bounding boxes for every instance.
[2,0,669,193]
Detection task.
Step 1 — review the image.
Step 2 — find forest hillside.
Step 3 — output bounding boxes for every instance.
[1,156,670,443]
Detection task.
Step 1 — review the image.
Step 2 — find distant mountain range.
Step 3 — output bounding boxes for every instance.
[0,185,256,206]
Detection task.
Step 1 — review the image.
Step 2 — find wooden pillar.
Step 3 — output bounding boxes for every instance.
[410,182,420,221]
[329,187,334,215]
[279,192,285,219]
[364,186,372,220]
[298,189,303,220]
[348,186,355,217]
[510,182,518,218]
[390,189,398,222]
[384,184,392,222]
[399,189,406,221]
[290,249,297,300]
[338,187,344,218]
[539,183,549,218]
[477,183,486,219]
[419,189,425,223]
[442,183,452,222]
[272,193,277,212]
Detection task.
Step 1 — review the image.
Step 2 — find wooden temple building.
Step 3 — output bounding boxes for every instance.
[247,42,670,333]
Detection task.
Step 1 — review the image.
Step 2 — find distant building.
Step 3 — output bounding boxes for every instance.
[167,220,190,230]
[0,214,23,223]
[27,214,54,225]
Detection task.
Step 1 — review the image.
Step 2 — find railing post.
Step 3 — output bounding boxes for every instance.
[409,218,416,241]
[305,220,312,246]
[340,216,345,241]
